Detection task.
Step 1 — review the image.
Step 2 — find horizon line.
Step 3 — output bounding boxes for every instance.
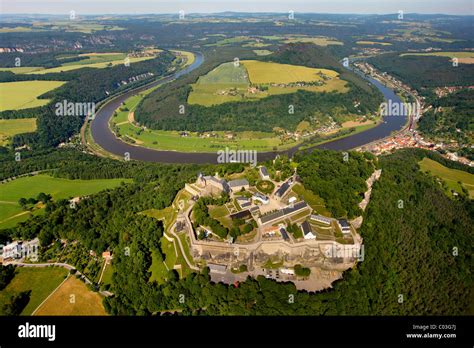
[1,11,473,17]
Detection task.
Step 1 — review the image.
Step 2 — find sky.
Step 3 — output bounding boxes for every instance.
[1,0,473,15]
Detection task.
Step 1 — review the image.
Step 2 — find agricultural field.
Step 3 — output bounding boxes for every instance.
[0,67,44,74]
[253,50,273,56]
[188,62,250,105]
[419,157,474,198]
[0,175,131,229]
[356,41,392,46]
[206,36,259,47]
[1,50,165,75]
[0,118,37,146]
[188,60,347,107]
[63,52,127,65]
[0,26,43,33]
[243,42,272,48]
[242,60,347,95]
[0,267,68,315]
[34,276,107,315]
[388,27,464,44]
[242,60,339,84]
[0,80,65,111]
[400,51,474,64]
[283,36,343,46]
[26,54,154,75]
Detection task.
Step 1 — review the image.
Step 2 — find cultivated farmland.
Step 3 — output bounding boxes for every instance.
[0,118,37,146]
[242,60,339,84]
[34,276,107,316]
[26,54,154,75]
[0,80,66,111]
[188,60,346,107]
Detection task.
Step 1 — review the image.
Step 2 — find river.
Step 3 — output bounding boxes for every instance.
[91,53,407,163]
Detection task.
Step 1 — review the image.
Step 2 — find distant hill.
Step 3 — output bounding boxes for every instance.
[369,52,474,94]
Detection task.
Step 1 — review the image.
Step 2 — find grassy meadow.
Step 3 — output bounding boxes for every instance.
[0,267,68,316]
[116,124,296,152]
[419,157,474,198]
[0,175,131,229]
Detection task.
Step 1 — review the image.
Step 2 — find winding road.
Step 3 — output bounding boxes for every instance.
[90,52,407,164]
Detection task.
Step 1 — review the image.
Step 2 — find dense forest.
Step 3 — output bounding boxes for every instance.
[295,149,376,218]
[136,44,383,132]
[369,53,474,95]
[0,148,471,315]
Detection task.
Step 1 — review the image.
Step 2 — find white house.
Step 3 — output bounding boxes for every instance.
[301,221,316,240]
[259,166,270,180]
[337,219,351,235]
[2,241,21,259]
[280,268,295,276]
[252,192,269,205]
[310,214,332,225]
[2,238,39,260]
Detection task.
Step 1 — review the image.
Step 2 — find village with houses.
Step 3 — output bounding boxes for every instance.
[354,61,474,167]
